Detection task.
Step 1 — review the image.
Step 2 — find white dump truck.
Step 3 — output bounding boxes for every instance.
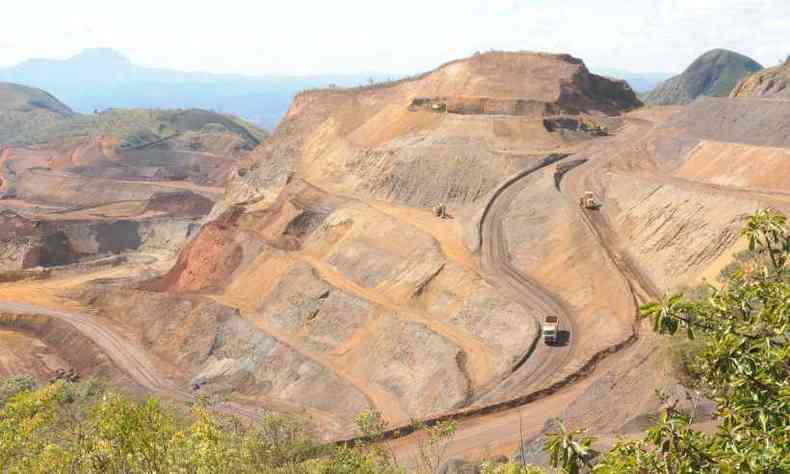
[543,315,559,344]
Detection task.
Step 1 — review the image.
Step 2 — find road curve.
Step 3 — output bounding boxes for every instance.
[0,301,191,401]
[473,159,578,403]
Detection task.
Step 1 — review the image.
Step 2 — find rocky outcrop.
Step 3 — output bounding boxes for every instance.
[730,59,790,98]
[644,49,763,105]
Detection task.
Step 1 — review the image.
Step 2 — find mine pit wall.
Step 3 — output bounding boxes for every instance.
[0,216,198,272]
[672,97,790,148]
[601,172,761,290]
[0,312,135,389]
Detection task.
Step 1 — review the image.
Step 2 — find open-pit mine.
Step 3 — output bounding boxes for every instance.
[1,50,788,462]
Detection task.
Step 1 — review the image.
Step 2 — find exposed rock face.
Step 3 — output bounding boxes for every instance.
[0,210,198,272]
[220,51,640,213]
[644,49,763,105]
[76,287,372,436]
[730,60,790,98]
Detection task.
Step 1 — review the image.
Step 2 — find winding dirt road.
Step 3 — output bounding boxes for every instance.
[473,158,577,403]
[0,301,189,399]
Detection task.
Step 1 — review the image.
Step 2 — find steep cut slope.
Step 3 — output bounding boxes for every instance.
[730,57,790,98]
[224,51,640,212]
[0,82,74,143]
[644,49,763,105]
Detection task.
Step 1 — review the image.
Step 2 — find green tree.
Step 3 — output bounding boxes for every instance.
[544,419,596,474]
[593,209,789,472]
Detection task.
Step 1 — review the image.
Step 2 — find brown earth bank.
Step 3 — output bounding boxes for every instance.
[1,51,789,464]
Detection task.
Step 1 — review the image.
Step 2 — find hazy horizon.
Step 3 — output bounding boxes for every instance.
[1,0,787,77]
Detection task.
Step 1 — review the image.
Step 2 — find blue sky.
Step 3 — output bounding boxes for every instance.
[1,0,787,75]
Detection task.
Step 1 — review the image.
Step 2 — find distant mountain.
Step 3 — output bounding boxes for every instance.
[0,49,396,129]
[730,56,790,99]
[644,49,763,105]
[594,68,673,93]
[0,82,74,143]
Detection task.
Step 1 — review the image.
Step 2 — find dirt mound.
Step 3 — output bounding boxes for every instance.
[730,60,790,98]
[644,49,763,105]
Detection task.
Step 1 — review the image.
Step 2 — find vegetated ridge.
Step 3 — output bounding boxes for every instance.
[0,82,75,143]
[644,49,763,105]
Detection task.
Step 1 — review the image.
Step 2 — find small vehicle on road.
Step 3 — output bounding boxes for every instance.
[543,315,559,344]
[579,191,601,209]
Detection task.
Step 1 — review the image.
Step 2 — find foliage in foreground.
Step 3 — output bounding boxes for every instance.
[575,209,788,473]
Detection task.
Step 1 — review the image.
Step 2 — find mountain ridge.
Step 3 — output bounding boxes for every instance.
[0,49,403,129]
[644,49,763,105]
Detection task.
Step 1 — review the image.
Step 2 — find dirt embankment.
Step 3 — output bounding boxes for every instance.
[76,285,372,437]
[670,97,790,147]
[151,176,543,431]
